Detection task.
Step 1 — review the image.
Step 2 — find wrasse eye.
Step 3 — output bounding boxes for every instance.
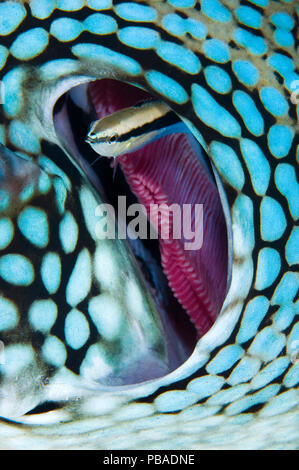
[108,133,119,143]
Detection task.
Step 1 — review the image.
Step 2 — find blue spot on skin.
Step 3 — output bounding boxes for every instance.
[42,335,66,367]
[240,139,270,195]
[275,164,299,220]
[226,385,280,416]
[0,190,10,212]
[232,60,259,86]
[118,27,160,49]
[248,0,268,5]
[0,2,26,35]
[288,324,299,362]
[268,125,294,158]
[201,0,231,23]
[192,84,241,138]
[273,305,296,332]
[56,0,84,11]
[156,41,201,74]
[286,227,299,266]
[268,53,294,80]
[9,120,40,154]
[2,67,26,117]
[19,181,35,203]
[0,254,34,286]
[204,65,232,94]
[206,345,244,374]
[87,0,112,9]
[0,296,18,331]
[187,375,224,399]
[162,15,207,39]
[210,141,244,191]
[274,28,294,48]
[249,327,285,363]
[42,162,67,188]
[38,171,51,194]
[0,345,34,377]
[284,363,299,389]
[53,177,67,214]
[203,39,230,63]
[72,43,142,76]
[83,13,117,35]
[272,272,298,306]
[65,309,90,350]
[282,71,299,94]
[186,19,207,39]
[233,90,264,136]
[10,28,49,60]
[207,384,249,406]
[146,70,188,104]
[0,125,4,145]
[233,195,255,254]
[115,3,157,22]
[162,14,185,36]
[59,211,78,254]
[271,12,294,29]
[154,390,198,413]
[236,6,262,29]
[88,295,123,341]
[41,252,61,294]
[255,248,281,290]
[18,206,49,248]
[30,0,56,19]
[50,18,83,42]
[80,344,111,382]
[0,218,14,250]
[260,87,288,117]
[234,28,267,55]
[237,296,269,344]
[168,0,195,7]
[228,357,261,386]
[79,187,100,241]
[0,45,8,71]
[260,197,287,242]
[40,59,80,80]
[28,299,57,333]
[66,248,92,307]
[261,389,298,417]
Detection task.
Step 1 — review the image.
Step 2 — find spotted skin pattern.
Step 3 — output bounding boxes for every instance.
[0,0,298,449]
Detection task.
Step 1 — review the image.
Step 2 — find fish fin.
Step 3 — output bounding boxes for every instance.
[112,158,119,182]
